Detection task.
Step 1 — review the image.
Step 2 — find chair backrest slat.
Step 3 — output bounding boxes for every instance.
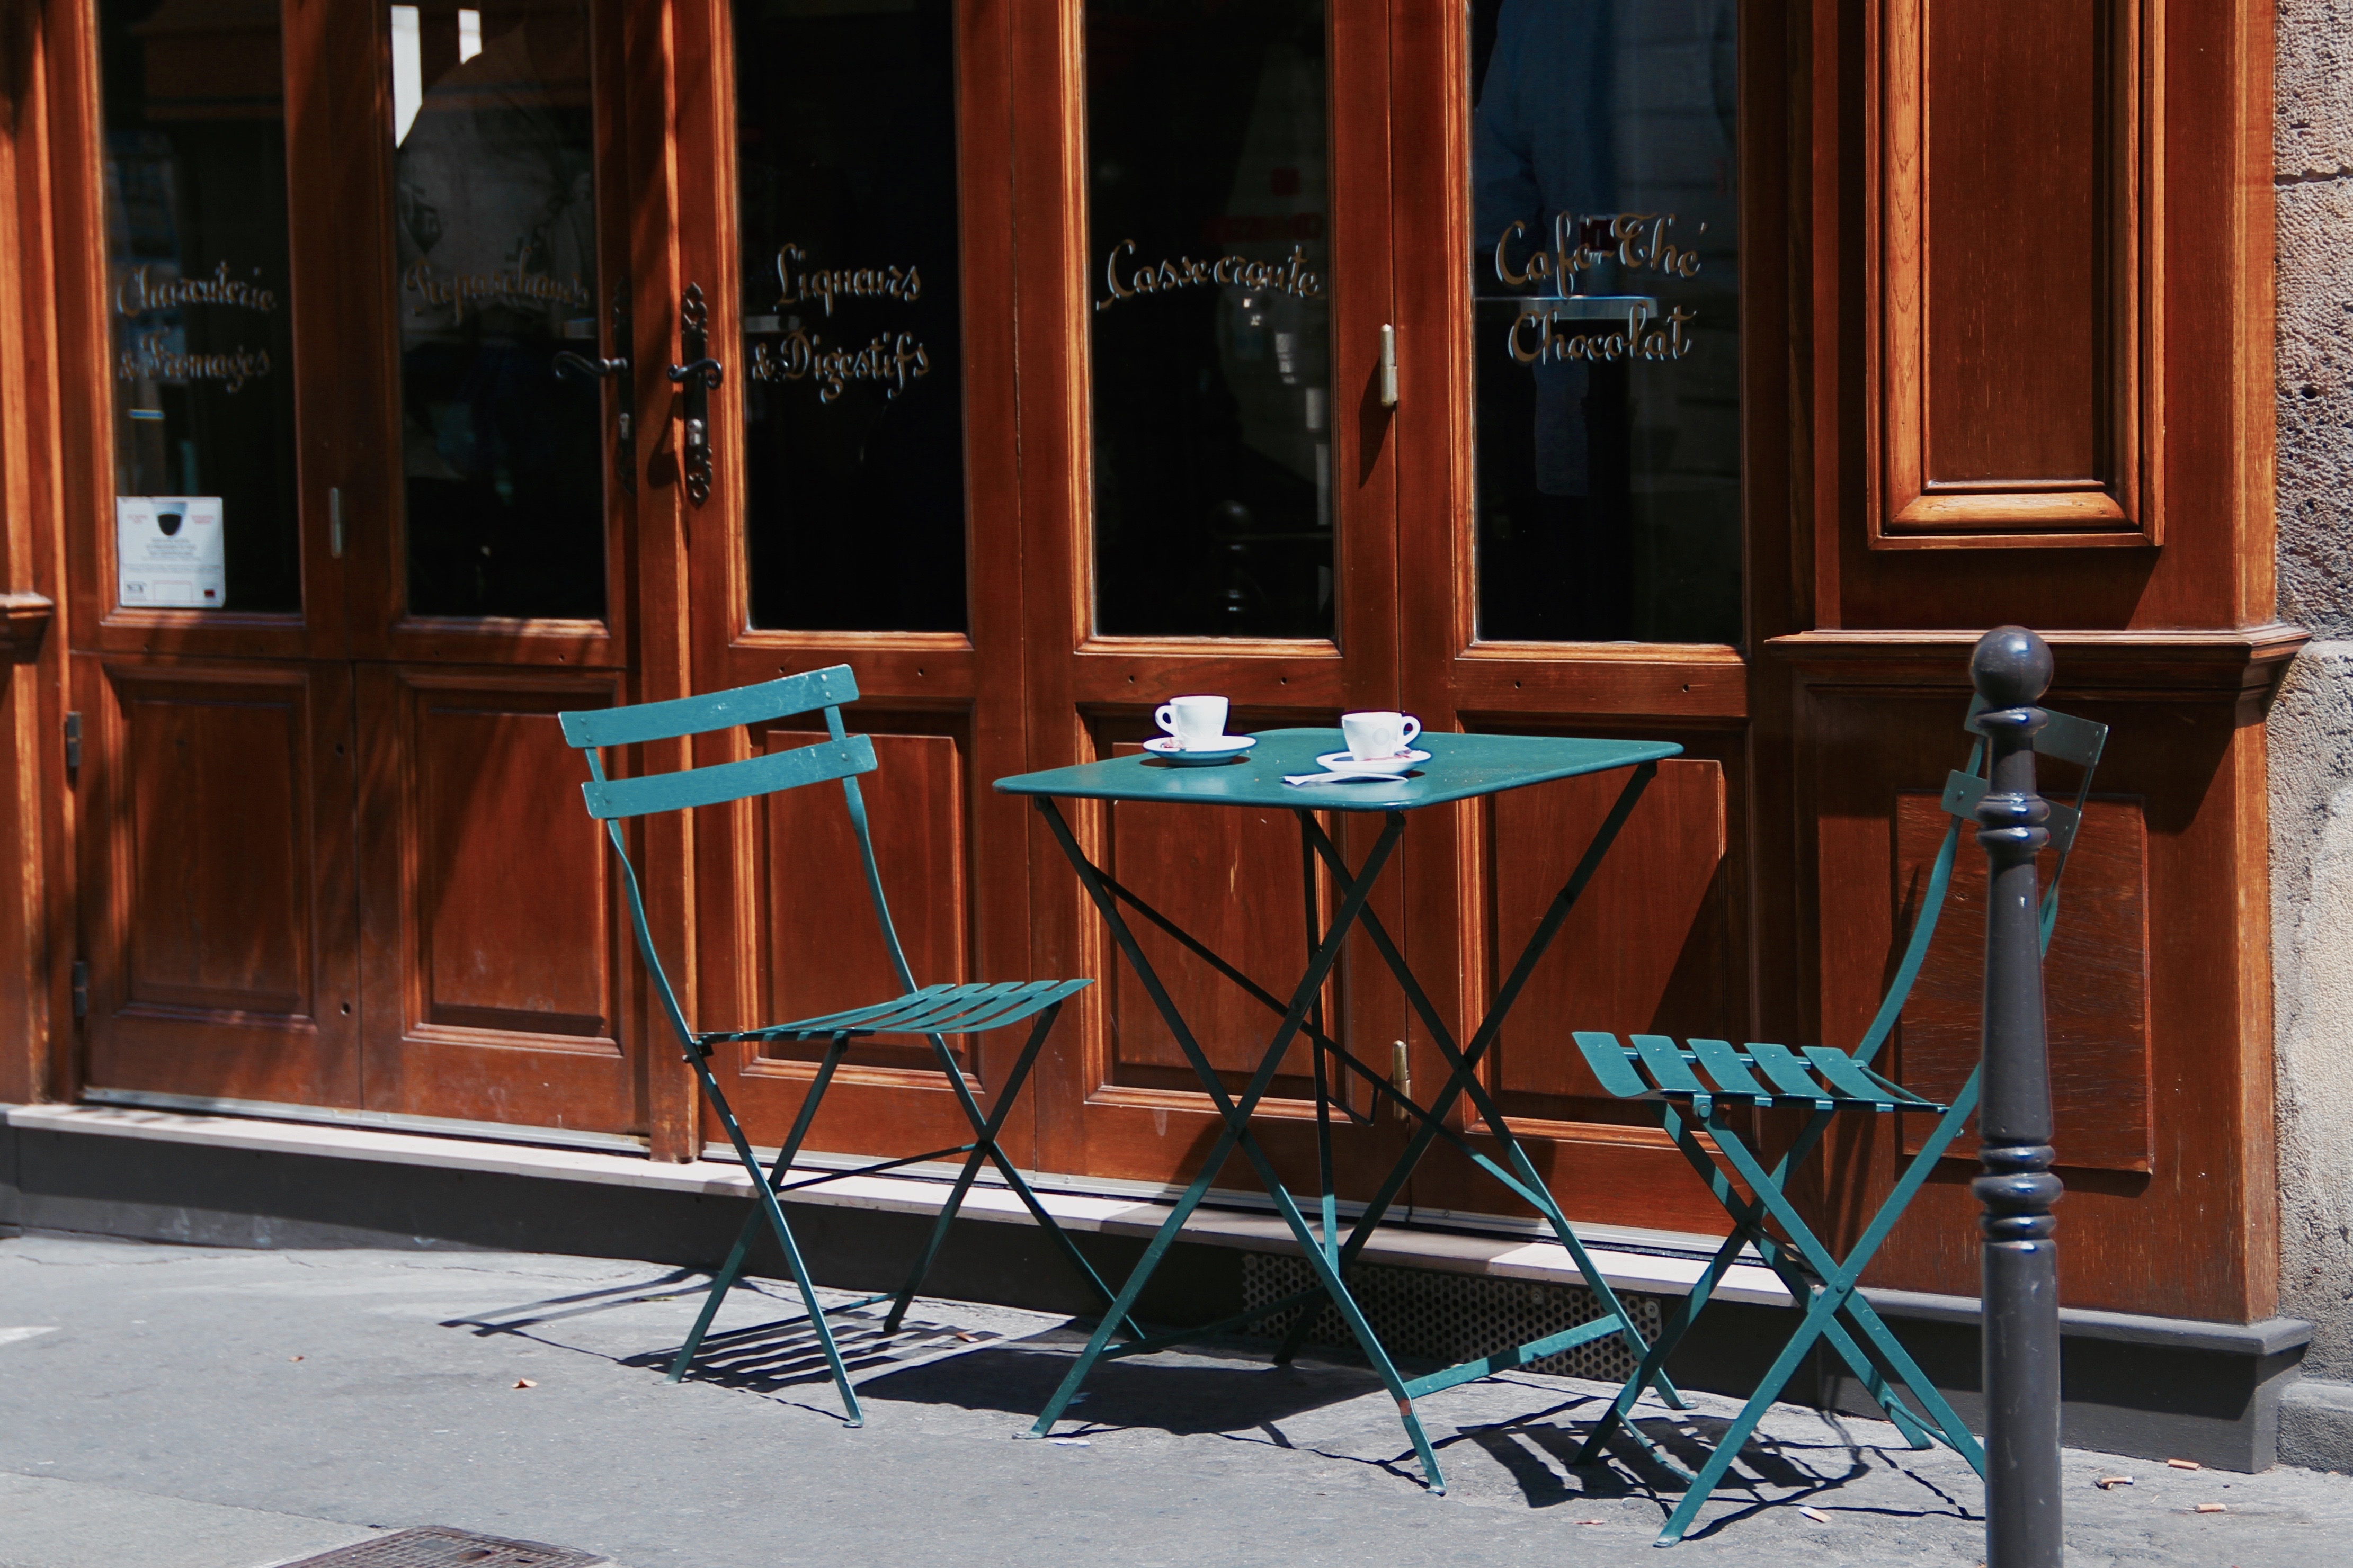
[559,666,859,750]
[561,672,927,1046]
[581,734,876,820]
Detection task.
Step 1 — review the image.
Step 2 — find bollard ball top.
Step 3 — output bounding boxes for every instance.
[1971,625,2053,707]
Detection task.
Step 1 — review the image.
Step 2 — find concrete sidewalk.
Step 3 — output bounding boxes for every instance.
[1,1235,2345,1568]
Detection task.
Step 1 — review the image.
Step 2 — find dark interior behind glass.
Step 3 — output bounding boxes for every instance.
[395,0,605,621]
[1087,0,1333,640]
[1470,0,1741,646]
[101,0,301,614]
[736,0,967,634]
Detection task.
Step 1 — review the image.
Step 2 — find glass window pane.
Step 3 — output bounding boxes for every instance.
[1470,0,1740,645]
[736,0,967,634]
[1087,0,1332,640]
[101,0,301,614]
[393,1,605,620]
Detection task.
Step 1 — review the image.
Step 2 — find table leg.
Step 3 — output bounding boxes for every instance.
[1026,800,1450,1490]
[1274,772,1679,1408]
[1304,813,1340,1269]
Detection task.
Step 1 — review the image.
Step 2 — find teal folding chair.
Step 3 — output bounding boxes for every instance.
[560,665,1137,1424]
[1568,696,2107,1544]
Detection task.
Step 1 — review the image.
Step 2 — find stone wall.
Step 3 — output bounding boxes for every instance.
[2270,0,2353,1470]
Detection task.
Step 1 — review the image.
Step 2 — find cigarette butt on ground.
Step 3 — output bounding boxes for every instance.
[2168,1458,2203,1471]
[1575,1519,1605,1526]
[2194,1502,2228,1513]
[1797,1507,1831,1523]
[513,1378,536,1388]
[2096,1475,2135,1488]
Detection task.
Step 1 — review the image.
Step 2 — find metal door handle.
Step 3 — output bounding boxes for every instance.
[552,352,628,379]
[553,280,639,496]
[668,284,723,505]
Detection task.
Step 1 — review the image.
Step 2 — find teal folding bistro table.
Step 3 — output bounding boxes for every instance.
[995,728,1684,1493]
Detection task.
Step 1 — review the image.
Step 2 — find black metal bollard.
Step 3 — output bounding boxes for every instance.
[1969,626,2064,1567]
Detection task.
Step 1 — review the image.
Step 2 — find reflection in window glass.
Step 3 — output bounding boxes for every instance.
[101,0,301,613]
[1470,0,1739,645]
[1088,0,1332,639]
[736,0,966,633]
[394,1,604,620]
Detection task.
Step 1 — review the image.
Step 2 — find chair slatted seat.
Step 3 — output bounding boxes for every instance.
[561,666,1134,1424]
[1567,693,2108,1545]
[1581,1034,1941,1117]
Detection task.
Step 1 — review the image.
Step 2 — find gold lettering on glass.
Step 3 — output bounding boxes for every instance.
[402,261,591,321]
[115,331,272,393]
[1508,304,1697,367]
[773,243,922,316]
[1092,238,1325,312]
[115,261,279,316]
[1495,210,1707,367]
[750,330,931,403]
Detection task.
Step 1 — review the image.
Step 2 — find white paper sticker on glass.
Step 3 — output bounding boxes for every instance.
[117,497,227,609]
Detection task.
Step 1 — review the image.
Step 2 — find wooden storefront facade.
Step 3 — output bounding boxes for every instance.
[0,0,2297,1329]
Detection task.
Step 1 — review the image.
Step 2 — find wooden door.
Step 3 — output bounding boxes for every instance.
[1009,0,1784,1238]
[343,0,648,1134]
[63,0,363,1108]
[64,0,654,1135]
[1383,0,1786,1235]
[660,0,1047,1164]
[1015,0,1412,1191]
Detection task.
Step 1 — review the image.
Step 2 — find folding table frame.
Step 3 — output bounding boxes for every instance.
[996,729,1688,1493]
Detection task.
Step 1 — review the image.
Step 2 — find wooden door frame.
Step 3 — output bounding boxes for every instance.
[47,0,351,666]
[1014,0,1410,1189]
[656,0,1046,1167]
[37,0,676,1140]
[0,0,79,1110]
[337,0,633,675]
[1383,0,1797,1234]
[44,0,368,1109]
[338,0,657,1138]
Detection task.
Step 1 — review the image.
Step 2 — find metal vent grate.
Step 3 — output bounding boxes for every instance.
[1238,1253,1664,1386]
[277,1528,604,1568]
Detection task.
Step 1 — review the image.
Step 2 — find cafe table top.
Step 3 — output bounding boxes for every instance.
[992,728,1682,813]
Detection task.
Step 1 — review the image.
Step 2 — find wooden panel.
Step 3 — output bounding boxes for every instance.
[80,656,361,1108]
[1922,3,2101,482]
[1482,758,1733,1133]
[755,726,969,1071]
[1876,0,2154,544]
[1101,737,1326,1095]
[1487,758,1733,1126]
[416,696,612,1038]
[1017,0,1407,1189]
[356,666,639,1133]
[1804,675,2274,1320]
[121,678,309,1014]
[1893,791,2153,1172]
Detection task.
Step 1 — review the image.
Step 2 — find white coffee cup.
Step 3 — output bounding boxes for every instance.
[1155,695,1230,750]
[1341,710,1421,761]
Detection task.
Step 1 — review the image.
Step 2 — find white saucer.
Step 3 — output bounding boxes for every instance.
[1316,748,1430,775]
[1144,735,1258,767]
